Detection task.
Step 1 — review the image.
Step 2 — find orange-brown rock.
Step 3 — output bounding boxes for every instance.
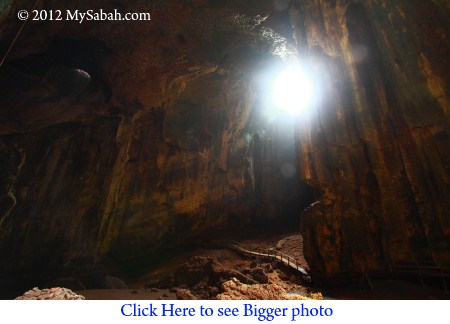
[295,0,449,276]
[0,0,311,294]
[0,0,448,295]
[216,277,322,300]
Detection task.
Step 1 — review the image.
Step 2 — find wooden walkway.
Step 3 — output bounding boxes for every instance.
[209,240,309,276]
[209,241,449,294]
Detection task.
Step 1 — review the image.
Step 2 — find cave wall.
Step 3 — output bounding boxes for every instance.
[0,0,311,275]
[294,0,449,276]
[0,0,448,280]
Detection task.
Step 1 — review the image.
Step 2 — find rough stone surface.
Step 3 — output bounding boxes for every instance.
[243,267,269,284]
[174,257,214,287]
[216,278,321,300]
[0,0,448,287]
[0,0,311,285]
[15,287,85,300]
[176,288,198,300]
[294,0,449,276]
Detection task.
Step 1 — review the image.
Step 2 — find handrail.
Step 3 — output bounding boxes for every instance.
[209,240,309,276]
[390,261,450,279]
[310,259,449,294]
[210,240,449,293]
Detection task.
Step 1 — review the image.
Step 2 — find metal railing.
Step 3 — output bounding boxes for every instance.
[311,260,450,294]
[390,260,450,293]
[208,240,309,276]
[209,240,449,294]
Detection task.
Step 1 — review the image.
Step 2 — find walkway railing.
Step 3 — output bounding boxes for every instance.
[208,240,309,277]
[390,260,450,294]
[208,241,449,294]
[313,260,450,294]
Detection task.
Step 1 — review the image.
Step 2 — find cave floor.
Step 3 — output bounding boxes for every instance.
[76,233,448,300]
[78,233,317,300]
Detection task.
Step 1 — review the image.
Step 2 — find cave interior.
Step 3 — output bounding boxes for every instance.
[0,0,449,299]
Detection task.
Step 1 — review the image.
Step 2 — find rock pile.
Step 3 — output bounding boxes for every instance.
[144,255,274,299]
[217,278,322,300]
[15,287,85,300]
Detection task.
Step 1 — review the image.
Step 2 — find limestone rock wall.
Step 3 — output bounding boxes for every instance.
[0,0,448,281]
[294,0,449,276]
[0,0,309,276]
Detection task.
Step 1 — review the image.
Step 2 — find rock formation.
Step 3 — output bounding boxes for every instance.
[0,0,312,290]
[15,287,85,300]
[0,0,448,294]
[294,0,449,276]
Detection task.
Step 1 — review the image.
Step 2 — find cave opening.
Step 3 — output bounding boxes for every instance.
[271,65,317,117]
[0,0,448,301]
[239,71,318,236]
